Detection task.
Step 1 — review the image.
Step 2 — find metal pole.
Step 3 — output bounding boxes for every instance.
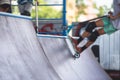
[35,0,39,33]
[62,0,67,35]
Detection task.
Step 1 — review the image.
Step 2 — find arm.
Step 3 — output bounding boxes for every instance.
[109,3,120,20]
[109,12,120,20]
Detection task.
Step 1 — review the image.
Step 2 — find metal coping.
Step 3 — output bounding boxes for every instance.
[0,12,32,20]
[37,34,67,39]
[38,32,63,34]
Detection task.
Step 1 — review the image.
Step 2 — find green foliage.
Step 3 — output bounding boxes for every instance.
[31,6,62,19]
[97,6,105,16]
[75,0,87,20]
[93,3,112,17]
[32,0,62,19]
[75,0,112,20]
[12,6,19,15]
[76,0,87,14]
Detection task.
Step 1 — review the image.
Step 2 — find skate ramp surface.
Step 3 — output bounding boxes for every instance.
[38,35,112,80]
[0,12,61,80]
[0,12,111,80]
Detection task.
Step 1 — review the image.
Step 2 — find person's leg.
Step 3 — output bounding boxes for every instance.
[77,16,118,54]
[81,19,104,38]
[70,20,102,46]
[22,2,33,16]
[72,19,104,45]
[70,22,96,45]
[76,28,105,53]
[18,4,24,15]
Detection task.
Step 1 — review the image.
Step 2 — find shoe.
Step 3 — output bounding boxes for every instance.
[21,10,31,16]
[70,37,78,46]
[75,47,82,53]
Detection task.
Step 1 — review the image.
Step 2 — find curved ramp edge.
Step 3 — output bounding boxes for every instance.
[38,35,112,80]
[0,13,61,80]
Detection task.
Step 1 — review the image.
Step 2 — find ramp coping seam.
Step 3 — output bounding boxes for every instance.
[37,34,67,39]
[0,12,32,20]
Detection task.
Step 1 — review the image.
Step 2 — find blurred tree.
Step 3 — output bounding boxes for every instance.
[93,3,112,16]
[76,0,87,14]
[75,0,112,21]
[32,0,62,19]
[75,0,87,20]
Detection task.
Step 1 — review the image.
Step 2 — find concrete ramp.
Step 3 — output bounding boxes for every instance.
[0,12,111,80]
[38,35,112,80]
[0,12,61,80]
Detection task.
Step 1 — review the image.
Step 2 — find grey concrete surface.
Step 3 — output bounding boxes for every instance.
[38,35,112,80]
[0,12,112,80]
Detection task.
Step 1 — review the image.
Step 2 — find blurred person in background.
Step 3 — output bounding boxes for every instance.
[0,0,12,13]
[17,0,33,16]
